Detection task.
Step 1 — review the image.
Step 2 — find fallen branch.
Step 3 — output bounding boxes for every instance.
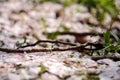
[18,40,77,48]
[0,42,104,53]
[1,47,120,61]
[1,40,119,61]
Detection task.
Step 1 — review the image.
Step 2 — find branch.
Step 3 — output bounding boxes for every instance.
[91,56,120,61]
[0,42,104,53]
[18,40,77,48]
[59,32,104,37]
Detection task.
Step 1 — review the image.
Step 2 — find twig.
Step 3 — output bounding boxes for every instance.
[59,32,104,37]
[18,40,77,48]
[0,42,103,53]
[91,56,120,61]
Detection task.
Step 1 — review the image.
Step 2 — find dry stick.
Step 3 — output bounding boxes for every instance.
[0,45,97,53]
[0,39,104,53]
[91,56,120,61]
[0,47,72,53]
[59,32,104,36]
[0,47,120,60]
[0,41,103,53]
[0,44,120,60]
[18,40,77,48]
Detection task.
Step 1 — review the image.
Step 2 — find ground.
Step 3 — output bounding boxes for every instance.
[0,0,120,80]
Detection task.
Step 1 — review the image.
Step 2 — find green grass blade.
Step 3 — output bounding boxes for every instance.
[104,30,111,46]
[111,32,120,41]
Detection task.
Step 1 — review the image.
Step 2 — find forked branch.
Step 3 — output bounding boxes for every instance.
[0,40,104,53]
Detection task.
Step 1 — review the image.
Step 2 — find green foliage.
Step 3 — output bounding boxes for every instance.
[102,31,120,55]
[80,0,99,8]
[100,0,119,18]
[91,31,120,56]
[80,0,120,55]
[108,32,120,52]
[104,30,111,47]
[111,32,120,41]
[61,0,78,7]
[81,0,119,22]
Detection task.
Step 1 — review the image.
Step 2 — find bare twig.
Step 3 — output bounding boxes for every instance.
[91,56,120,61]
[18,40,77,48]
[0,42,104,53]
[59,32,104,37]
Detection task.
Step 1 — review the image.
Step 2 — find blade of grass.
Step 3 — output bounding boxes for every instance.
[111,32,120,41]
[103,30,111,55]
[104,30,111,46]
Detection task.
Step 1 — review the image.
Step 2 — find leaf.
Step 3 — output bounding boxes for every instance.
[38,66,47,76]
